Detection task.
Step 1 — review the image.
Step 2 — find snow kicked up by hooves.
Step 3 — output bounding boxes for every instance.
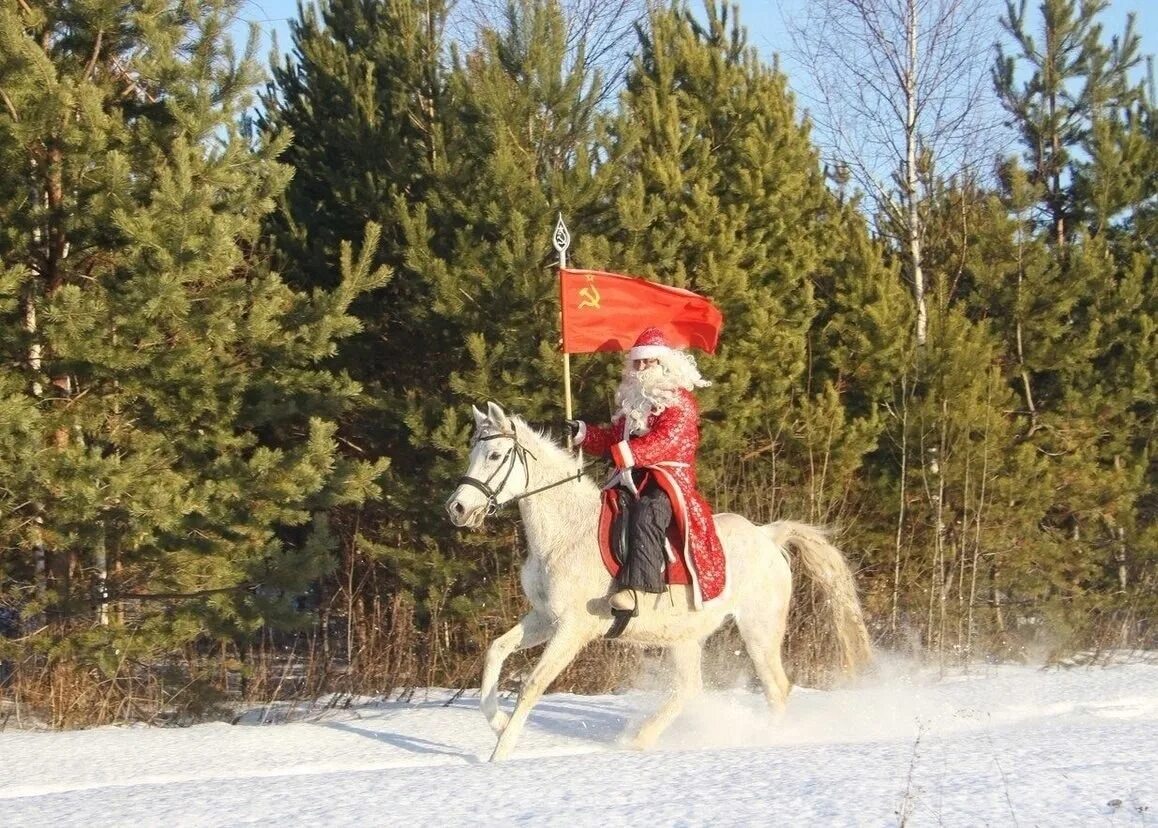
[2,658,1155,826]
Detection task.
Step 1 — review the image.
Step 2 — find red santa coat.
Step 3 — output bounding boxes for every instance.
[580,388,726,607]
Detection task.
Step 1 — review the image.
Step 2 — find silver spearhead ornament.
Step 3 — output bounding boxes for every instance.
[553,214,570,259]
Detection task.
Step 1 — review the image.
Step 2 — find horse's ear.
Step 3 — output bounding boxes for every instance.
[486,401,510,429]
[471,404,486,429]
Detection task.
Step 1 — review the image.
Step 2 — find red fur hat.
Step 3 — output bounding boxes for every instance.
[628,327,673,361]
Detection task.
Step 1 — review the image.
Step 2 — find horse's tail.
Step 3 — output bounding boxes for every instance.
[765,520,873,674]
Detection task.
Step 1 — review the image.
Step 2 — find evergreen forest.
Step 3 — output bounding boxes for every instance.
[0,0,1154,726]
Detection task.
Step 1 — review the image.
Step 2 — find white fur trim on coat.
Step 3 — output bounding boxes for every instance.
[628,344,673,361]
[610,440,634,469]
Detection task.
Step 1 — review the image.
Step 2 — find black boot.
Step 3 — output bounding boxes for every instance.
[619,477,672,594]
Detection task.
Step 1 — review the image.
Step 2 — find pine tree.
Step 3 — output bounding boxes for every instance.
[895,176,1057,652]
[993,0,1155,636]
[410,0,609,407]
[259,0,443,326]
[260,0,621,689]
[0,0,387,696]
[604,1,821,485]
[375,0,630,685]
[573,4,918,674]
[598,2,908,536]
[994,0,1142,246]
[258,0,456,686]
[258,0,450,504]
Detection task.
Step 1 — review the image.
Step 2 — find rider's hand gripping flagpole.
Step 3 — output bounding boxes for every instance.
[553,214,575,450]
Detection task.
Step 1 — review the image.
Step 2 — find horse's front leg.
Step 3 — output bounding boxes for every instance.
[481,610,552,734]
[490,622,592,762]
[628,640,702,750]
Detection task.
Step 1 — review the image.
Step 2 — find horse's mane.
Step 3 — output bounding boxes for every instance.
[508,415,599,495]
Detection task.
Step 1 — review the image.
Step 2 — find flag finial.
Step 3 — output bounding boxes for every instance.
[553,214,570,258]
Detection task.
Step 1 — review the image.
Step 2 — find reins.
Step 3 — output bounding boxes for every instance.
[508,466,586,505]
[455,426,584,516]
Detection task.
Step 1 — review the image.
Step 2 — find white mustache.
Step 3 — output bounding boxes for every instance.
[617,370,679,432]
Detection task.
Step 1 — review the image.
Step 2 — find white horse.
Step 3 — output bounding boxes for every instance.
[445,402,872,761]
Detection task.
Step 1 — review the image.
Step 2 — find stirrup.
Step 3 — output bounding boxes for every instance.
[604,589,638,640]
[605,607,635,640]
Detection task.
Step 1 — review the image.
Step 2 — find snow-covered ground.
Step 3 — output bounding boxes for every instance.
[2,656,1155,826]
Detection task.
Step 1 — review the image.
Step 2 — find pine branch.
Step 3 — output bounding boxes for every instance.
[108,584,259,602]
[0,87,17,122]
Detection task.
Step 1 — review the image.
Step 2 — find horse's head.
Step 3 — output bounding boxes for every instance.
[445,401,534,528]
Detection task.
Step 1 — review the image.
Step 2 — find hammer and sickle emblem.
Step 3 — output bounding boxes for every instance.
[578,280,601,309]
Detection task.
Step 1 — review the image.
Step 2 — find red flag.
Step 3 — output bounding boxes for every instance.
[559,269,723,354]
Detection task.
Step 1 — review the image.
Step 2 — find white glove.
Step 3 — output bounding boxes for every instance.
[565,419,586,444]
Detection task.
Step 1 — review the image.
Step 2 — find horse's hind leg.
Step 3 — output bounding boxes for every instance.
[736,606,792,716]
[481,610,552,734]
[490,623,591,762]
[627,640,702,751]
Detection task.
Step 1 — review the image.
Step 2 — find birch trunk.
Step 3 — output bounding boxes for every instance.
[904,0,927,346]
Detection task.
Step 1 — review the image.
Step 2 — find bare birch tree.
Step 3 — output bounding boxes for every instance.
[450,0,650,102]
[783,0,1003,346]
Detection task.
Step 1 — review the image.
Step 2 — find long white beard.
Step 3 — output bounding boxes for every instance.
[616,366,681,436]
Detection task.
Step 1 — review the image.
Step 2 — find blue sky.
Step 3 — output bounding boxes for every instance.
[232,0,1156,85]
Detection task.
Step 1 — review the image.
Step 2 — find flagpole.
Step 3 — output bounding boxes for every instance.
[553,214,575,448]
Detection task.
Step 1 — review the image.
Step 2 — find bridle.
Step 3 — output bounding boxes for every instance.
[450,424,584,521]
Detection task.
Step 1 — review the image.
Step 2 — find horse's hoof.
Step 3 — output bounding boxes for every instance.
[622,730,656,751]
[489,711,510,735]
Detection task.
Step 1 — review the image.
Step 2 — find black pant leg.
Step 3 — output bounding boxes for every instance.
[620,478,672,593]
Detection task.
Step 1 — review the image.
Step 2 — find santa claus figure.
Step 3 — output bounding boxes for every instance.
[568,327,726,612]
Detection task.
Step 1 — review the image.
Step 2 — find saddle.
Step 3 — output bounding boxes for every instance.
[598,486,691,586]
[597,485,694,640]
